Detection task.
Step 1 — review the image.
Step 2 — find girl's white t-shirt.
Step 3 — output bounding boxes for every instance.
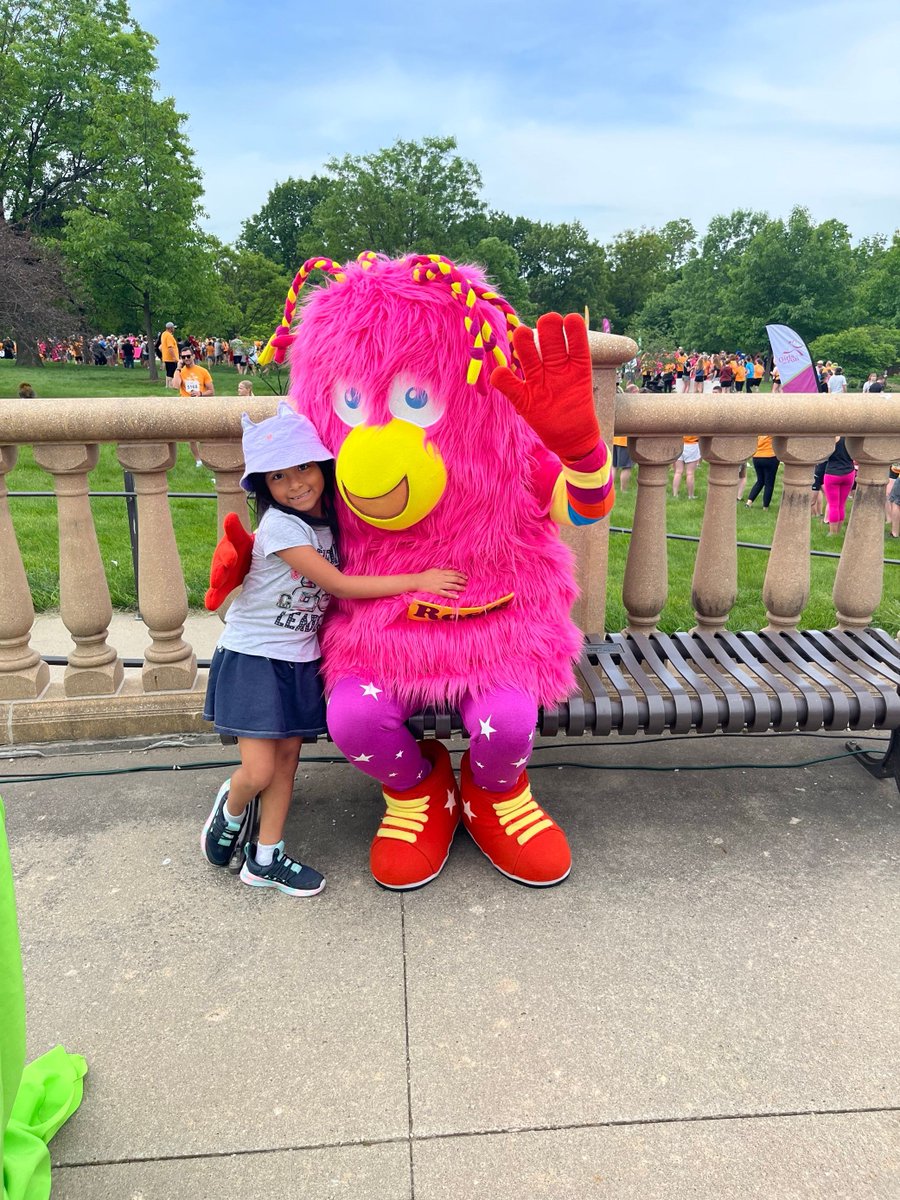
[218,508,338,662]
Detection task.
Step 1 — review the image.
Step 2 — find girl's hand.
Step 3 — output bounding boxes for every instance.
[415,569,467,598]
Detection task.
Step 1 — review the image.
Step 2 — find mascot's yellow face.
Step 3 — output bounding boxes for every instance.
[333,380,447,530]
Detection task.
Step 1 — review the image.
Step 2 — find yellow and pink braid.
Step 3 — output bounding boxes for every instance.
[259,251,521,386]
[407,254,522,385]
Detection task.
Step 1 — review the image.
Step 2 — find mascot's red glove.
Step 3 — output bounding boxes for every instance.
[491,312,600,461]
[204,511,254,611]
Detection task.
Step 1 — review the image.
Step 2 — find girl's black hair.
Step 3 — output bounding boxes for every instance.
[246,459,340,543]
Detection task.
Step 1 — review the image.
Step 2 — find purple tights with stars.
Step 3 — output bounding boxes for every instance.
[327,676,537,791]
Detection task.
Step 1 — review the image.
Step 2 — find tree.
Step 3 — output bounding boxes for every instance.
[855,233,900,326]
[469,236,531,316]
[0,0,157,230]
[0,217,76,357]
[62,92,208,380]
[719,208,856,348]
[214,246,292,340]
[313,136,486,261]
[808,326,900,385]
[239,175,334,272]
[489,213,613,324]
[606,228,670,325]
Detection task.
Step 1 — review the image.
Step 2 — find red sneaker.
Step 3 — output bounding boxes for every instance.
[459,752,571,887]
[370,741,460,890]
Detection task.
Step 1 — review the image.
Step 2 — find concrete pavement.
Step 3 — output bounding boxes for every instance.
[2,731,898,1198]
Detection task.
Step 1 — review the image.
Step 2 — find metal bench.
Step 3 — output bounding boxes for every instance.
[403,628,900,794]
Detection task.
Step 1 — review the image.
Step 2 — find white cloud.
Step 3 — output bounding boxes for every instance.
[188,1,900,245]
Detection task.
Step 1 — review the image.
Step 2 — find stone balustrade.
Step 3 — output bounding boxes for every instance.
[1,361,898,745]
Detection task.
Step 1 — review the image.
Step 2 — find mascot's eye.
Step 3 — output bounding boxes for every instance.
[388,379,443,428]
[404,387,428,410]
[332,382,367,426]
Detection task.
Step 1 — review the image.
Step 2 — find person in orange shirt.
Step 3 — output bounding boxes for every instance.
[745,435,780,510]
[160,321,179,389]
[672,434,700,500]
[174,345,215,399]
[733,357,748,392]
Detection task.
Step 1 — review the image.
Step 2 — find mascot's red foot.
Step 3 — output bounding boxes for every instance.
[371,741,460,890]
[460,752,571,887]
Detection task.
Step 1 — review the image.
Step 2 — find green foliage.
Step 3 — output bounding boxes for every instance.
[808,326,900,383]
[607,228,670,323]
[238,175,334,272]
[0,0,158,228]
[214,246,292,340]
[314,135,486,261]
[62,91,208,358]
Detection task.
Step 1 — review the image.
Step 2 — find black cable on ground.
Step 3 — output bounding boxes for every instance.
[0,741,889,786]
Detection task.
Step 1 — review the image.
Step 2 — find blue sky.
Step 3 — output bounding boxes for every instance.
[131,0,900,249]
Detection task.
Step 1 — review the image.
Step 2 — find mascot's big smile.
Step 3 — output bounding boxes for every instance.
[336,420,447,530]
[344,476,410,520]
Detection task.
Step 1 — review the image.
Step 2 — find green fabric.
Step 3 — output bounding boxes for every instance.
[4,1048,87,1200]
[0,796,88,1200]
[0,796,26,1169]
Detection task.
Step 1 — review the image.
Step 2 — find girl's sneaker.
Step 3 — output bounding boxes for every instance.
[240,842,325,897]
[201,779,249,867]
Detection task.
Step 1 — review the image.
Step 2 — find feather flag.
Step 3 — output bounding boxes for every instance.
[765,323,818,392]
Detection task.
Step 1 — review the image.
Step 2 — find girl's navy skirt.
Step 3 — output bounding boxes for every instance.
[203,647,327,739]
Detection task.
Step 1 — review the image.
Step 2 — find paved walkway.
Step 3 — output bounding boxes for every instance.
[3,731,898,1198]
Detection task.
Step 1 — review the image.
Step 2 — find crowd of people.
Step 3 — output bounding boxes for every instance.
[614,367,899,540]
[0,330,265,373]
[635,349,888,395]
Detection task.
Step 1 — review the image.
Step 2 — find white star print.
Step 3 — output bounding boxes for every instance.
[479,716,497,739]
[389,772,398,778]
[512,756,529,769]
[445,789,457,814]
[360,682,382,699]
[352,752,373,763]
[475,761,485,770]
[395,750,404,758]
[528,730,534,741]
[463,799,475,820]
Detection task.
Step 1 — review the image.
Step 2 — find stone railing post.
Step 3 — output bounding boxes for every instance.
[563,332,638,634]
[763,437,836,632]
[0,447,50,699]
[116,442,197,691]
[31,443,123,697]
[623,437,683,633]
[195,440,250,536]
[196,440,249,618]
[692,436,759,633]
[833,436,900,629]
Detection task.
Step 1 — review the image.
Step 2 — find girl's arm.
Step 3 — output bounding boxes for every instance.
[276,545,466,600]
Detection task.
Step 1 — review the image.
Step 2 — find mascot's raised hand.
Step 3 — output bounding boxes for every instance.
[204,511,253,611]
[491,312,600,461]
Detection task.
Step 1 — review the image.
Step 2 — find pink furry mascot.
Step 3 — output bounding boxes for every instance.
[225,252,613,889]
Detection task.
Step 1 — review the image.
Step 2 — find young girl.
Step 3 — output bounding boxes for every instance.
[202,403,465,896]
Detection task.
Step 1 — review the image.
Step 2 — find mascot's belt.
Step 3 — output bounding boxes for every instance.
[407,593,514,622]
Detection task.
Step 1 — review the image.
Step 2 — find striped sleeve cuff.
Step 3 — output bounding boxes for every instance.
[549,442,614,526]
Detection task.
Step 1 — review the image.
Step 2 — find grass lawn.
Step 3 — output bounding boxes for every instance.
[4,360,899,631]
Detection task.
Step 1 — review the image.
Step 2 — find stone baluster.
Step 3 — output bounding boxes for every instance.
[195,440,250,535]
[762,437,836,632]
[196,440,250,618]
[692,436,759,633]
[0,447,50,699]
[833,436,900,630]
[116,442,197,691]
[623,437,684,633]
[32,443,123,697]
